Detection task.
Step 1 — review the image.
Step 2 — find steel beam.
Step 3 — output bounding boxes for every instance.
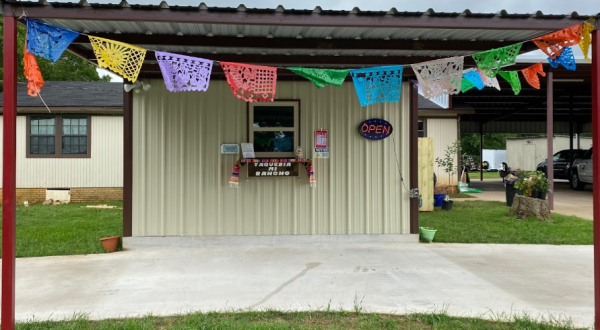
[409,83,419,234]
[123,85,133,237]
[71,33,540,53]
[2,15,18,330]
[591,28,600,329]
[569,94,574,167]
[546,71,554,210]
[479,123,483,181]
[136,55,479,69]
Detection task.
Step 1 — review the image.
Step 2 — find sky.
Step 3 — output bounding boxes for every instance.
[98,0,599,82]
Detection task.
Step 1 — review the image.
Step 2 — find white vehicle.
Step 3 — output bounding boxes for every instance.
[570,147,593,190]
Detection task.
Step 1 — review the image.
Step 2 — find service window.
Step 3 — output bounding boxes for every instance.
[248,101,300,157]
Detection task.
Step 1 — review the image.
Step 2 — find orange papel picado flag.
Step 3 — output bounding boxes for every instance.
[520,62,546,90]
[23,39,44,97]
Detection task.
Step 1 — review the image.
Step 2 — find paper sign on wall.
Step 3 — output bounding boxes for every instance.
[315,150,329,158]
[315,130,328,148]
[241,143,255,158]
[315,130,329,158]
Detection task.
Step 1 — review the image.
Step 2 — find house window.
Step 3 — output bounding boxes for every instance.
[248,101,300,157]
[418,119,425,137]
[27,116,91,158]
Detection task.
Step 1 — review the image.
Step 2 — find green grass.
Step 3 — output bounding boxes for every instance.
[468,171,502,180]
[420,201,592,244]
[0,202,123,258]
[15,310,583,330]
[448,193,476,199]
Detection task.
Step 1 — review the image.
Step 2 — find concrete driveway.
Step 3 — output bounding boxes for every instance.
[4,236,593,328]
[465,178,594,220]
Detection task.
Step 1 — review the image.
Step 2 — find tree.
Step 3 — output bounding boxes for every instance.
[0,17,111,92]
[460,133,518,162]
[435,140,461,193]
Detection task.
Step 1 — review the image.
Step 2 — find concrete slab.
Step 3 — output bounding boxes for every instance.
[4,236,593,328]
[459,178,594,220]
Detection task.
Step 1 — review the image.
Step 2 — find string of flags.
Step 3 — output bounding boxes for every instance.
[22,18,595,105]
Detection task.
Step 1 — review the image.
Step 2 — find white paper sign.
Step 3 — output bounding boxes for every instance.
[315,148,329,159]
[241,143,255,159]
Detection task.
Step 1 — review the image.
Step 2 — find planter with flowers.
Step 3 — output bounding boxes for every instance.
[532,171,551,200]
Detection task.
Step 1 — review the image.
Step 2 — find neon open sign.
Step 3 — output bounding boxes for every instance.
[358,119,393,140]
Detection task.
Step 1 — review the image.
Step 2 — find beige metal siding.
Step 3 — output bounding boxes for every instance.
[132,80,411,236]
[506,137,593,171]
[0,115,123,188]
[426,118,458,186]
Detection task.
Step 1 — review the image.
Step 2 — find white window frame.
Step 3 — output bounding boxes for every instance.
[248,100,300,158]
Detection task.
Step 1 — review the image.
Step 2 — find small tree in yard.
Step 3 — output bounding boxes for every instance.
[435,140,460,194]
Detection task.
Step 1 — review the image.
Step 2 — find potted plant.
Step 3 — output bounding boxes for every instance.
[532,171,551,200]
[513,172,532,197]
[99,236,120,252]
[419,226,437,243]
[435,140,461,211]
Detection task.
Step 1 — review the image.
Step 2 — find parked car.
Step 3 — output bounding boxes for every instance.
[570,147,593,190]
[536,149,586,180]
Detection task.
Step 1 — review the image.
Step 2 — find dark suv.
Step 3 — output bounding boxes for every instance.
[536,149,586,180]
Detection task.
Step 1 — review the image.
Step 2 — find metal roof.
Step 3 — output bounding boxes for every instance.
[8,1,597,71]
[50,19,551,42]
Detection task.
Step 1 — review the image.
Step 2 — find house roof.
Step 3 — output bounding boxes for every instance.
[0,81,123,112]
[0,80,439,111]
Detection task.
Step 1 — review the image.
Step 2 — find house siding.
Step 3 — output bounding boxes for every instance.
[132,80,411,236]
[426,118,459,187]
[507,137,593,172]
[0,115,123,189]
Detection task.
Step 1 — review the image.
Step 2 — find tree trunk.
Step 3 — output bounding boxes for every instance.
[508,195,553,222]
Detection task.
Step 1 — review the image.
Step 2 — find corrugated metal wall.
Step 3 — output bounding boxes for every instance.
[132,80,411,236]
[426,118,458,186]
[506,137,593,171]
[0,116,123,188]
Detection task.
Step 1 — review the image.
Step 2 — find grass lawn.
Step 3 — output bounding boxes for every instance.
[15,310,582,330]
[0,202,123,258]
[468,171,502,180]
[448,193,476,199]
[419,201,592,245]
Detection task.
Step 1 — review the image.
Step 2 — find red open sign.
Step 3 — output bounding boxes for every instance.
[358,119,393,140]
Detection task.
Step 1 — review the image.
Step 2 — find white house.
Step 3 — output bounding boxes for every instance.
[506,136,593,172]
[0,81,123,204]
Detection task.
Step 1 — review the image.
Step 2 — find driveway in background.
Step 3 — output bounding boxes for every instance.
[465,178,593,220]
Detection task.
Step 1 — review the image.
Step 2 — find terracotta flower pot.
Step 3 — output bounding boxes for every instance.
[99,236,120,252]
